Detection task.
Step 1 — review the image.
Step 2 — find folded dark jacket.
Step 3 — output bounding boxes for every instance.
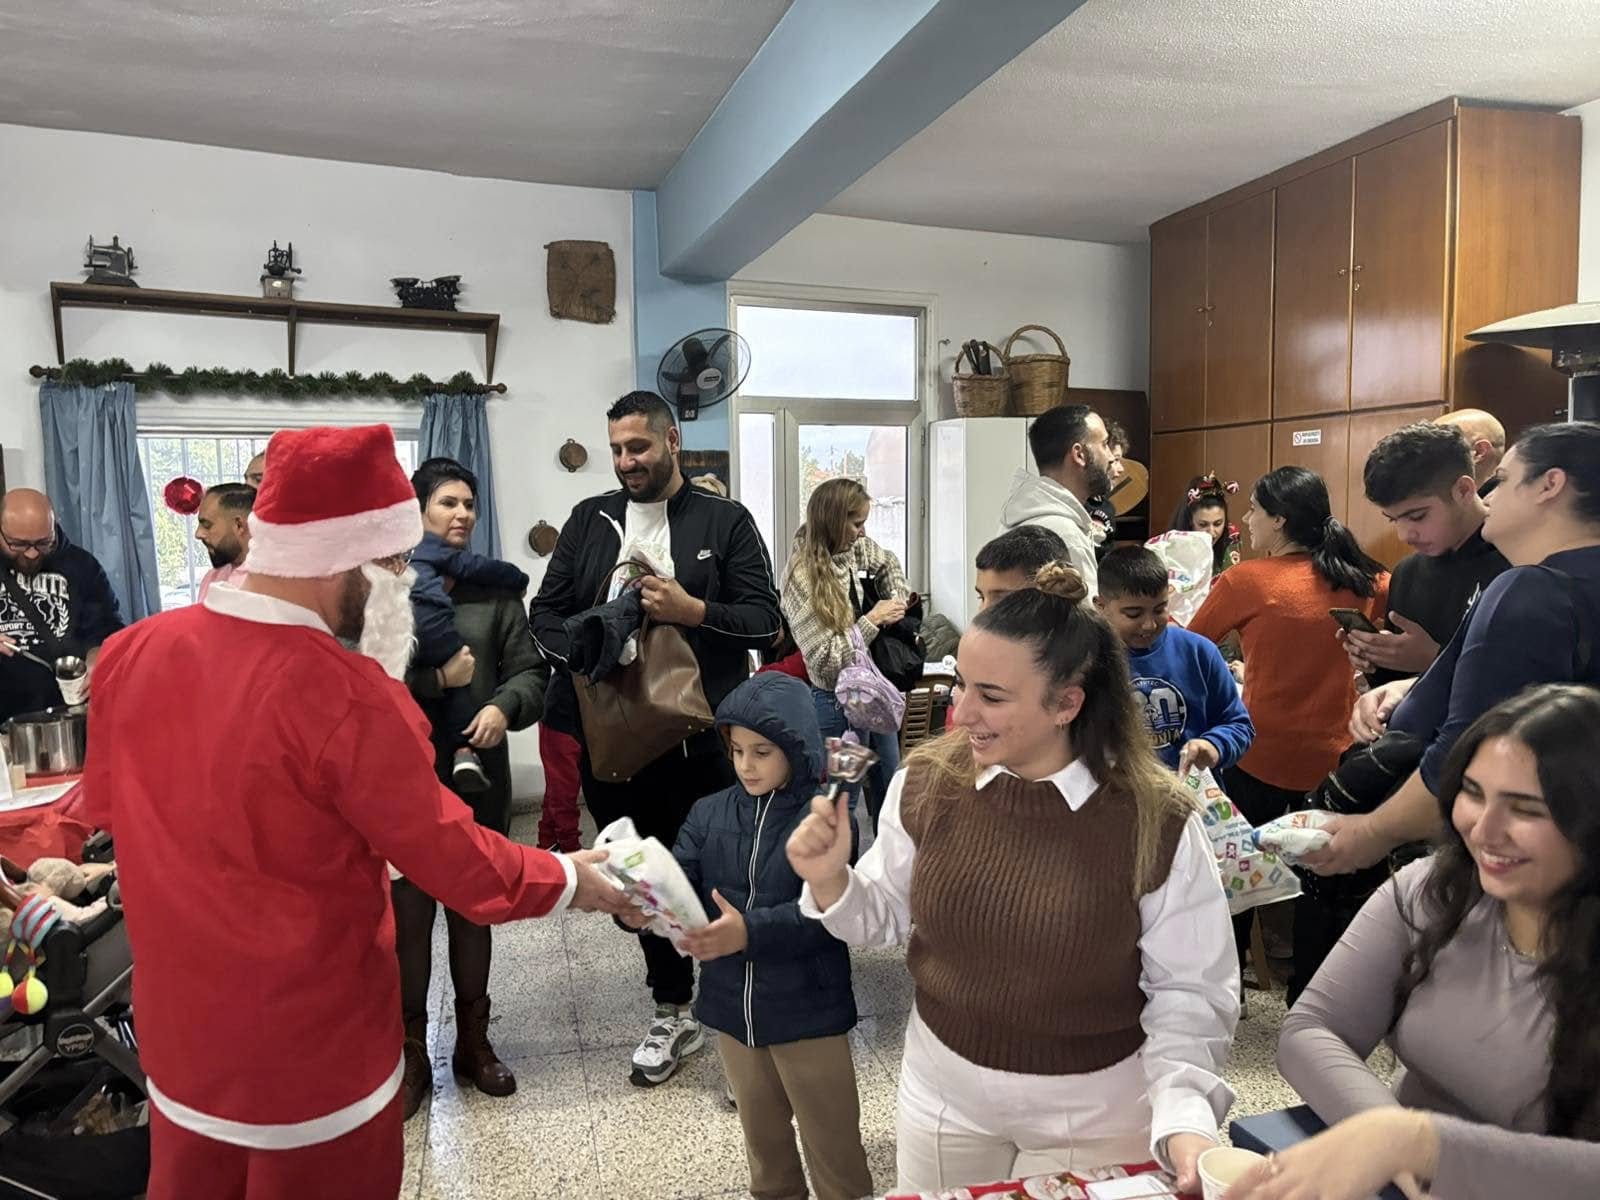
[562,591,644,681]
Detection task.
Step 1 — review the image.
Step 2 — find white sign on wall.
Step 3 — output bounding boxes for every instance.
[1292,429,1323,447]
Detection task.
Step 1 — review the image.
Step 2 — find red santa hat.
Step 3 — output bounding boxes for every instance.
[245,425,421,578]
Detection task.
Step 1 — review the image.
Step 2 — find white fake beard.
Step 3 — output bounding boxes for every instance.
[357,561,418,681]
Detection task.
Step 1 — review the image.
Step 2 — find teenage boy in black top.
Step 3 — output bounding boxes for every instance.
[1343,423,1509,686]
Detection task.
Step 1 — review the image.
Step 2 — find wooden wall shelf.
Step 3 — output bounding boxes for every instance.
[49,282,502,381]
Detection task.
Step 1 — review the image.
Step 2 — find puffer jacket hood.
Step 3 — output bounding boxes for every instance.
[713,672,825,800]
[998,468,1091,536]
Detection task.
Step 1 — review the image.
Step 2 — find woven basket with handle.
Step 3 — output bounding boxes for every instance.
[951,341,1009,417]
[1003,324,1070,415]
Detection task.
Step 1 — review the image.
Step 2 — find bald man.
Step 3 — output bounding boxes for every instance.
[1434,409,1505,495]
[245,452,266,490]
[0,489,125,721]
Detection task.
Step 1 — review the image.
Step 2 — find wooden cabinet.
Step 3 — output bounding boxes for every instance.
[1150,217,1207,432]
[1349,123,1451,411]
[1205,193,1275,426]
[1205,422,1272,559]
[1346,404,1446,567]
[1151,430,1205,536]
[1271,416,1351,527]
[1149,99,1580,527]
[1273,159,1353,419]
[1149,198,1273,432]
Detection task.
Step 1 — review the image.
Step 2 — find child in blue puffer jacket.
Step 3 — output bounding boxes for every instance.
[671,672,871,1200]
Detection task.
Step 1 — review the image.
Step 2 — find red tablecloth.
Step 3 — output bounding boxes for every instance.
[0,777,94,868]
[884,1161,1173,1199]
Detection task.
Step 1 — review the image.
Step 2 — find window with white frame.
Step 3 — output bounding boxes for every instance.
[731,297,926,587]
[138,428,418,610]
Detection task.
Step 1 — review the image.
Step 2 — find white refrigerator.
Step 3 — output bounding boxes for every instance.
[928,417,1037,631]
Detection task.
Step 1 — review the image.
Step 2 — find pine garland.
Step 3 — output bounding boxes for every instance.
[41,358,491,399]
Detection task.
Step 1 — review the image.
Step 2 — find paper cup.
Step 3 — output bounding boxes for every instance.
[1198,1146,1266,1200]
[56,673,87,707]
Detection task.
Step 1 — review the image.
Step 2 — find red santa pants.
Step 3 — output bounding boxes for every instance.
[536,723,583,851]
[147,1095,402,1200]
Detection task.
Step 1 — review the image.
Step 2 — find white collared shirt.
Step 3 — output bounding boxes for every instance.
[800,760,1239,1161]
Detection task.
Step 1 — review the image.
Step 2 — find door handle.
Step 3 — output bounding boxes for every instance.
[1337,267,1348,276]
[1351,264,1364,272]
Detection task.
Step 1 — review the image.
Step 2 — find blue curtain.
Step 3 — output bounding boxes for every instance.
[418,392,501,558]
[38,381,162,621]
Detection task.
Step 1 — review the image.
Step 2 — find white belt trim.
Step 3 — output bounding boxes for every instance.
[147,1054,403,1150]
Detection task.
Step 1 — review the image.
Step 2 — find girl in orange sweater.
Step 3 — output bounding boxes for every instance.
[1188,467,1387,976]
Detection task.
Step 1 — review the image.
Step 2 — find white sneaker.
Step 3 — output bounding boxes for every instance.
[630,1003,703,1087]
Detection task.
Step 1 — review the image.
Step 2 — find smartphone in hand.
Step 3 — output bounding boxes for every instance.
[1329,607,1380,635]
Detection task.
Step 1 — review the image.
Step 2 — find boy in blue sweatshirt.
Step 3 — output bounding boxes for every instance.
[409,531,529,793]
[1096,546,1254,777]
[667,672,871,1200]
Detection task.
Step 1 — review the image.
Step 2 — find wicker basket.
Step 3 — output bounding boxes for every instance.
[1003,324,1070,415]
[951,341,1009,417]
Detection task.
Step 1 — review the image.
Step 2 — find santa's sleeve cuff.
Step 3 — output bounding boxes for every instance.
[553,854,578,912]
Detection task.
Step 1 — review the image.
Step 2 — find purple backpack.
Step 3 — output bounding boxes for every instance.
[835,624,906,735]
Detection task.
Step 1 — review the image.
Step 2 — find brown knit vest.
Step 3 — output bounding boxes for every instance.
[901,762,1187,1075]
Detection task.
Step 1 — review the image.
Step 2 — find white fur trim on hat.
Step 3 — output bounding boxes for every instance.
[246,497,421,579]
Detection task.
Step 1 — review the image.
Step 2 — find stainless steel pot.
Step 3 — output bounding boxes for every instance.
[4,707,87,777]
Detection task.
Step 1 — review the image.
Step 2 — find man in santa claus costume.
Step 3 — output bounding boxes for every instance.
[80,425,629,1199]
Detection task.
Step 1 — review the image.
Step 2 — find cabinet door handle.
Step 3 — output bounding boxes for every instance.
[1351,263,1364,272]
[1205,303,1216,312]
[1337,267,1349,277]
[1353,281,1362,292]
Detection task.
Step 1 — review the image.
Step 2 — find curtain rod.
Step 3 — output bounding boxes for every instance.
[28,364,508,396]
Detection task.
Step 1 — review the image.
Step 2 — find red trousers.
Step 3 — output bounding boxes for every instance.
[536,723,583,851]
[148,1095,402,1200]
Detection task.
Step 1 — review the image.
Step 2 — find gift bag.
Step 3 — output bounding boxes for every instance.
[594,817,709,956]
[1184,768,1300,916]
[1253,809,1338,864]
[1144,530,1214,628]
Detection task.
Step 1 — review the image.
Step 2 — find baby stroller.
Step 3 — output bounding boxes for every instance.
[0,834,145,1200]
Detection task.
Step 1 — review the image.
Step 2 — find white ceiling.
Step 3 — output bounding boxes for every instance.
[827,0,1600,242]
[0,0,791,190]
[2,0,1597,246]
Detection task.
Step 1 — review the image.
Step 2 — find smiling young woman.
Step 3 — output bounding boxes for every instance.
[787,562,1239,1195]
[1268,684,1600,1200]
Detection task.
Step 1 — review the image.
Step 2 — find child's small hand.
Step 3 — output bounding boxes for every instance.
[1177,737,1220,776]
[678,890,747,962]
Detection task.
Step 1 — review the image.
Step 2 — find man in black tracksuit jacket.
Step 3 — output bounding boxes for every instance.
[530,391,780,1085]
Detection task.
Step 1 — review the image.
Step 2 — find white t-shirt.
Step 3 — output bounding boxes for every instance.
[607,499,671,602]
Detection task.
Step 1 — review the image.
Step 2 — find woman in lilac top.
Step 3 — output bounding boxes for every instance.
[1231,684,1600,1200]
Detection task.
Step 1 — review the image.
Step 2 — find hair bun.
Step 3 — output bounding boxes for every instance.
[1033,561,1088,605]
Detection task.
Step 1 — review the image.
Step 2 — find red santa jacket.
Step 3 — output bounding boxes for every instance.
[80,587,571,1143]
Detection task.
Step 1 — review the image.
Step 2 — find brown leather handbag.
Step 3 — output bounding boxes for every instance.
[573,563,714,783]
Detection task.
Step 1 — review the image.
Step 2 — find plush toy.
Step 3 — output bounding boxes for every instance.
[0,857,114,929]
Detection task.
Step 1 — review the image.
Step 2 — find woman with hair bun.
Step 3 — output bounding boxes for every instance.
[787,562,1239,1195]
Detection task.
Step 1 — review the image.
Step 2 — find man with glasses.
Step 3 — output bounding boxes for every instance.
[0,488,124,721]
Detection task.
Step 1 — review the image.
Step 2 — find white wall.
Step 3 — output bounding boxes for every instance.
[736,213,1151,412]
[0,123,637,791]
[1571,97,1600,300]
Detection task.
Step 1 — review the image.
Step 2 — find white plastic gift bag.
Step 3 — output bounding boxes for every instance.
[1253,810,1339,864]
[1145,530,1215,628]
[1185,768,1301,916]
[594,817,709,956]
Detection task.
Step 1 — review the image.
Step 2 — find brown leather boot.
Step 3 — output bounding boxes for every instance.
[452,996,516,1097]
[401,1016,431,1120]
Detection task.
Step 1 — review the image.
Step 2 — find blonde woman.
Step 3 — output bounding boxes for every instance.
[787,564,1239,1193]
[780,478,910,826]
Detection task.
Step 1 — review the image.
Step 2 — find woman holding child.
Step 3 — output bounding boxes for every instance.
[788,563,1239,1194]
[394,458,550,1118]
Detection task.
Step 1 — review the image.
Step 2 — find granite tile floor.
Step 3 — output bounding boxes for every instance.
[404,806,1386,1200]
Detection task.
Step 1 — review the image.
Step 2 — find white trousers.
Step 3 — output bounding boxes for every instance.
[895,1008,1153,1194]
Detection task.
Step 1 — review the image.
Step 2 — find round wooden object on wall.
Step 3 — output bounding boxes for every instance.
[528,521,560,557]
[558,439,588,472]
[1111,459,1150,516]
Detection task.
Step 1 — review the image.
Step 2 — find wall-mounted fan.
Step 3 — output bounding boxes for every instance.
[656,328,750,421]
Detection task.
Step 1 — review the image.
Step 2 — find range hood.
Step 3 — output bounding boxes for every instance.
[1466,301,1600,421]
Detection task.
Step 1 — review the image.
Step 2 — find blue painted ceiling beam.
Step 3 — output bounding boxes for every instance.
[655,0,1085,281]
